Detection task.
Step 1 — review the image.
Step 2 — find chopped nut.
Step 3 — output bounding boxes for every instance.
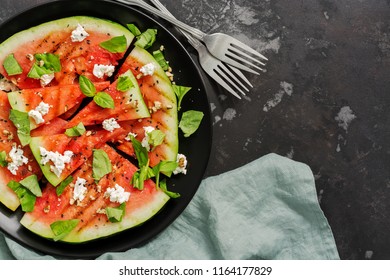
[86,131,92,136]
[39,60,45,67]
[43,205,50,213]
[159,45,165,51]
[26,54,34,61]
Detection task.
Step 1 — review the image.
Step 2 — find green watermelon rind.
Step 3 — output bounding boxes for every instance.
[20,190,170,243]
[0,16,134,63]
[0,172,20,211]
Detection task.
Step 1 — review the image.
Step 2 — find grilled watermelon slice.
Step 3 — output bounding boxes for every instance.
[8,82,109,130]
[65,70,150,128]
[20,144,170,243]
[114,46,178,167]
[0,16,134,89]
[0,90,42,211]
[29,127,125,187]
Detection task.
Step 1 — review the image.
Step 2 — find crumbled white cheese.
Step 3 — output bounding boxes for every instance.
[39,147,73,177]
[173,153,188,175]
[0,78,19,92]
[140,63,156,76]
[7,145,29,175]
[71,24,90,42]
[104,183,130,204]
[141,126,155,151]
[28,101,51,124]
[40,73,55,87]
[72,177,87,204]
[93,64,115,79]
[125,132,138,141]
[102,118,121,132]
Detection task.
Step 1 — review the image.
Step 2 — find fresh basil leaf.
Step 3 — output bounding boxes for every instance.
[159,179,180,198]
[94,92,115,109]
[152,50,169,71]
[19,174,42,197]
[9,109,31,146]
[172,85,191,111]
[130,135,149,167]
[56,175,73,196]
[135,29,157,49]
[0,151,8,167]
[79,75,96,97]
[126,24,141,36]
[3,54,23,76]
[116,75,133,92]
[92,149,112,181]
[7,180,36,212]
[131,163,151,191]
[50,219,79,241]
[179,110,204,137]
[105,203,126,223]
[152,161,178,187]
[27,53,61,79]
[148,130,165,151]
[99,35,127,53]
[65,122,86,137]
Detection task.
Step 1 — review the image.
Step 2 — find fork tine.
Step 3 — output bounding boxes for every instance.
[225,50,266,73]
[217,63,250,94]
[230,40,268,61]
[228,64,254,89]
[214,65,248,97]
[208,69,242,99]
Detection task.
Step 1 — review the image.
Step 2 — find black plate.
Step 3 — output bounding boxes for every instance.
[0,0,212,259]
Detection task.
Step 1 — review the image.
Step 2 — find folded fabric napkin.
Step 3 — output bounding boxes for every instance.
[0,153,339,260]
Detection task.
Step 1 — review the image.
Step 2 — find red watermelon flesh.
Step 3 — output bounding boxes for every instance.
[7,82,109,130]
[20,144,170,243]
[30,117,68,137]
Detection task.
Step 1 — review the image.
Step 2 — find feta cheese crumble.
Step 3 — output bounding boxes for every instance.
[71,177,88,204]
[7,145,29,175]
[140,63,156,76]
[141,126,155,151]
[71,24,90,42]
[173,153,188,175]
[40,73,55,87]
[102,118,120,132]
[39,147,73,177]
[93,64,115,79]
[28,101,51,124]
[125,132,138,141]
[104,183,130,204]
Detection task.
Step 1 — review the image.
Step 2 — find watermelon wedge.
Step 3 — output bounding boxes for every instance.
[115,46,178,167]
[0,90,42,211]
[29,127,125,187]
[20,144,170,243]
[65,70,150,128]
[0,16,134,89]
[8,82,109,130]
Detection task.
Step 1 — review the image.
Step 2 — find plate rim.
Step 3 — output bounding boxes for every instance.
[0,0,213,259]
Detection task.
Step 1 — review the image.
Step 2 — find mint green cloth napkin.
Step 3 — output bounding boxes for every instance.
[0,153,339,260]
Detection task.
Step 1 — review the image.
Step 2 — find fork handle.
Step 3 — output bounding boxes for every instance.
[148,0,202,49]
[116,0,206,41]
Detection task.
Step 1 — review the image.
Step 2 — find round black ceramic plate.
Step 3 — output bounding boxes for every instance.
[0,0,212,258]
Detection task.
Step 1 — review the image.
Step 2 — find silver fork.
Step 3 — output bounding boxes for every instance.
[116,0,268,74]
[147,0,252,99]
